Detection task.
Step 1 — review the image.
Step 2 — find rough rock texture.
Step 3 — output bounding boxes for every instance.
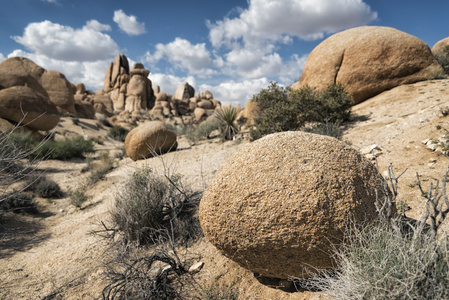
[0,69,49,98]
[239,99,259,126]
[40,70,76,114]
[199,131,387,279]
[432,37,449,74]
[174,82,195,100]
[124,121,178,161]
[0,57,46,79]
[0,86,60,131]
[201,90,213,100]
[293,26,442,104]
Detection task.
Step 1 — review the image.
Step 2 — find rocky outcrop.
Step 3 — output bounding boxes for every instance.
[0,57,45,79]
[103,54,154,114]
[432,37,449,74]
[293,26,442,104]
[40,70,76,114]
[124,121,178,160]
[0,69,48,99]
[174,82,195,100]
[0,86,60,131]
[199,131,387,279]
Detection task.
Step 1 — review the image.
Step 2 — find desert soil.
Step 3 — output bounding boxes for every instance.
[1,79,449,299]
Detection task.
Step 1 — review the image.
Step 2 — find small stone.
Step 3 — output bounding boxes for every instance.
[370,144,382,152]
[427,143,438,151]
[429,158,437,163]
[162,265,172,273]
[149,266,162,278]
[188,262,205,274]
[420,118,429,123]
[59,209,64,213]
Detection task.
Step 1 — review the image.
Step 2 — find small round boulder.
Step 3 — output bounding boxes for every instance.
[125,121,177,161]
[199,131,386,279]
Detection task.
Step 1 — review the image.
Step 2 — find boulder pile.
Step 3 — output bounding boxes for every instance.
[199,131,388,279]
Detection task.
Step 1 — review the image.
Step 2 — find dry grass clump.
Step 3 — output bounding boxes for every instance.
[303,165,449,299]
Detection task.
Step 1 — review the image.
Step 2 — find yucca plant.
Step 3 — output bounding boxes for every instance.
[215,106,240,140]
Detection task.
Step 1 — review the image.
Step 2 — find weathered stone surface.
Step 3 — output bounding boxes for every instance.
[194,107,207,122]
[124,121,177,160]
[93,94,114,113]
[432,37,449,74]
[40,70,76,113]
[0,57,46,79]
[199,131,387,279]
[201,90,213,100]
[156,92,168,102]
[0,69,48,98]
[174,82,195,100]
[293,26,442,104]
[239,99,259,126]
[74,99,96,119]
[197,100,214,109]
[75,83,86,95]
[0,86,60,131]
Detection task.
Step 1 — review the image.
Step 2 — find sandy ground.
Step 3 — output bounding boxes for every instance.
[1,79,449,299]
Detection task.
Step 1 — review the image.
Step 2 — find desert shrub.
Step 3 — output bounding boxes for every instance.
[434,48,449,75]
[0,192,37,213]
[306,165,449,299]
[215,106,240,140]
[251,82,353,139]
[108,125,129,142]
[203,282,240,300]
[69,187,89,208]
[185,119,222,144]
[8,131,95,160]
[303,121,343,139]
[110,166,202,246]
[88,152,114,183]
[25,175,63,198]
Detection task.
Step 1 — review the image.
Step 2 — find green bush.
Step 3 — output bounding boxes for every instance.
[8,132,95,160]
[251,82,353,139]
[108,125,129,142]
[215,106,240,140]
[87,152,114,183]
[0,192,37,213]
[26,175,63,198]
[185,120,221,145]
[69,188,89,208]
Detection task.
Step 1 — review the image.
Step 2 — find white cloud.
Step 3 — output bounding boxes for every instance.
[0,53,5,63]
[144,38,215,76]
[85,20,111,32]
[42,0,60,4]
[200,78,271,106]
[113,10,146,36]
[208,0,377,48]
[225,49,283,78]
[149,73,197,96]
[12,20,120,62]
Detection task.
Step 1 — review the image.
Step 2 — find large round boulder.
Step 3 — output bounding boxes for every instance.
[0,69,49,98]
[0,57,46,79]
[40,70,76,114]
[0,86,60,131]
[124,121,178,161]
[293,26,442,104]
[174,82,195,100]
[199,131,387,279]
[432,37,449,74]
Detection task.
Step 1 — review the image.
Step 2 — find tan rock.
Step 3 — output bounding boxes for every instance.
[93,94,114,113]
[293,26,442,104]
[124,121,177,160]
[74,100,96,119]
[0,57,46,79]
[75,83,86,95]
[239,99,259,126]
[194,107,207,122]
[40,70,76,113]
[0,86,60,131]
[174,82,195,100]
[199,131,387,279]
[201,90,213,100]
[197,100,214,109]
[156,92,168,102]
[0,118,15,133]
[0,69,48,99]
[432,37,449,74]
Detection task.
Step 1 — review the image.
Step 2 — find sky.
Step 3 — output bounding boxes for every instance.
[1,0,449,106]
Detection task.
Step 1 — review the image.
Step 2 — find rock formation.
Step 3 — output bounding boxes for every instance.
[40,70,76,114]
[124,121,178,160]
[103,54,154,114]
[174,82,195,100]
[432,37,449,74]
[199,131,388,279]
[0,86,60,131]
[293,26,443,104]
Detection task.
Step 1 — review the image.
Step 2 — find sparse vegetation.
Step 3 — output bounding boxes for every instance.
[250,82,353,140]
[306,165,449,299]
[0,191,37,214]
[185,119,221,145]
[87,152,114,183]
[25,175,63,198]
[215,106,240,140]
[108,125,129,142]
[434,47,449,75]
[8,131,95,160]
[69,187,90,208]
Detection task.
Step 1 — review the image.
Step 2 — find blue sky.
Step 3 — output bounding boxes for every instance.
[1,0,448,106]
